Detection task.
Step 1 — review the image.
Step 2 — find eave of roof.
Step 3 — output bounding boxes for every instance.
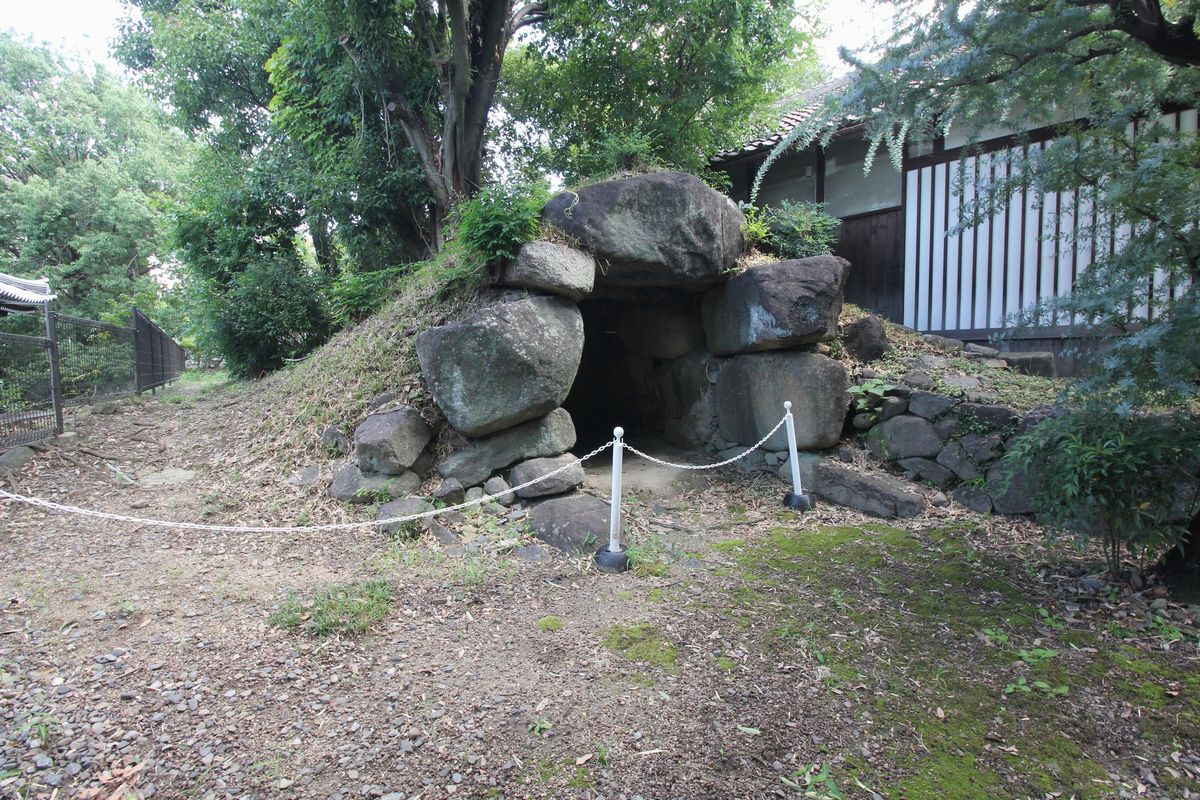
[0,272,56,310]
[712,74,857,165]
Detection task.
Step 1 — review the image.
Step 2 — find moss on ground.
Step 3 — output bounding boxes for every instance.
[703,522,1197,798]
[602,623,678,673]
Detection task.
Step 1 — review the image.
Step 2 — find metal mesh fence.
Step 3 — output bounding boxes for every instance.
[0,329,56,446]
[54,314,137,407]
[0,308,185,448]
[133,308,186,391]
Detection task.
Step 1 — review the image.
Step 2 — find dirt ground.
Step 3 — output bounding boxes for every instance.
[2,377,1199,800]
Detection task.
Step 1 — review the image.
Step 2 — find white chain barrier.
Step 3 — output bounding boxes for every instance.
[0,440,614,534]
[0,405,808,546]
[622,415,788,471]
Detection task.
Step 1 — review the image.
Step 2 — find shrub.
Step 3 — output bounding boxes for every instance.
[211,253,332,377]
[328,264,410,327]
[453,182,549,266]
[1003,406,1200,577]
[739,204,771,252]
[765,200,841,259]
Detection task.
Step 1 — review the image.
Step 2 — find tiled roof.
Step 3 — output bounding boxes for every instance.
[713,74,854,163]
[0,272,55,311]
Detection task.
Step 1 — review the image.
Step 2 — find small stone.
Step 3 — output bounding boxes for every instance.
[320,426,351,455]
[34,754,53,769]
[906,391,954,420]
[901,370,935,390]
[930,491,950,507]
[965,343,1000,357]
[432,479,465,506]
[483,476,515,506]
[922,333,964,352]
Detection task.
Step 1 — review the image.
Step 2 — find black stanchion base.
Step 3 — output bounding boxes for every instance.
[593,544,630,574]
[784,492,814,512]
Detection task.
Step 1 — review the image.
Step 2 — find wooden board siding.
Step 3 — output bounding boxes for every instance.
[834,208,904,323]
[902,110,1195,334]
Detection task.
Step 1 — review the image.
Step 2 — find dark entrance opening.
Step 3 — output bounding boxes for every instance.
[563,294,705,451]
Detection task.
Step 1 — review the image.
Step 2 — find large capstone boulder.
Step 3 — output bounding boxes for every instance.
[500,240,596,300]
[437,408,577,488]
[508,454,585,499]
[702,256,849,356]
[354,407,433,475]
[814,461,925,518]
[417,296,584,437]
[527,494,611,553]
[866,415,944,461]
[542,172,743,290]
[330,462,420,504]
[716,351,848,450]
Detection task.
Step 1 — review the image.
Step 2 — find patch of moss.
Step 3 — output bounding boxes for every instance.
[536,615,564,632]
[602,623,678,672]
[715,656,736,672]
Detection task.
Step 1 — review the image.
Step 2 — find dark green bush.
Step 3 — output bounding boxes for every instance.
[328,264,409,327]
[765,201,841,259]
[211,254,332,377]
[1003,406,1200,577]
[454,182,549,266]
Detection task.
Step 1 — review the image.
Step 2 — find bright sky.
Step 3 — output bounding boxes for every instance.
[0,0,134,73]
[0,0,898,76]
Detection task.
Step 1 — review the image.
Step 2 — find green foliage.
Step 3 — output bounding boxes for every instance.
[847,378,896,412]
[328,265,410,327]
[0,33,194,321]
[753,0,1200,405]
[740,204,772,251]
[782,763,843,799]
[497,0,818,183]
[527,718,553,737]
[270,579,393,637]
[453,183,549,267]
[763,201,841,260]
[536,615,565,632]
[209,254,332,378]
[1003,406,1200,576]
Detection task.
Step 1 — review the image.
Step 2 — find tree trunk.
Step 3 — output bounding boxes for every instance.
[310,214,339,277]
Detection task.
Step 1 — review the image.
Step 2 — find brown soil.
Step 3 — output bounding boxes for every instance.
[2,379,1198,800]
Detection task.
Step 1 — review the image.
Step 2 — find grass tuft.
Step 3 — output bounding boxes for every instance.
[270,580,393,637]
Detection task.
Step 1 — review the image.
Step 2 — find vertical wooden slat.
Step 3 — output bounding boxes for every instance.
[944,160,961,330]
[904,168,920,328]
[974,153,991,328]
[918,166,934,330]
[929,163,946,331]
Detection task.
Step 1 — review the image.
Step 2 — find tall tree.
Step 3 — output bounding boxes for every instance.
[498,0,815,182]
[757,0,1200,404]
[0,33,192,321]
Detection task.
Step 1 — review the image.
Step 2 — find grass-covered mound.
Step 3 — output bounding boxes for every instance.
[249,264,490,463]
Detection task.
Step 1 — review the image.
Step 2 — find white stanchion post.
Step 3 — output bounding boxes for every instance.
[608,426,624,552]
[782,401,814,511]
[594,426,630,573]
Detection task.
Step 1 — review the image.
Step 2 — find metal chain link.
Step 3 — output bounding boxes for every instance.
[0,440,614,534]
[622,414,789,471]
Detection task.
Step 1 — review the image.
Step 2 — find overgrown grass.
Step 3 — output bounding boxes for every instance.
[270,579,393,637]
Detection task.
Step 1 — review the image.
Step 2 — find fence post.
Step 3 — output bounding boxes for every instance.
[594,426,630,573]
[44,308,64,435]
[782,401,814,511]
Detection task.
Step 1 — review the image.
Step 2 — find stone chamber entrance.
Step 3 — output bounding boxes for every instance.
[563,293,710,452]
